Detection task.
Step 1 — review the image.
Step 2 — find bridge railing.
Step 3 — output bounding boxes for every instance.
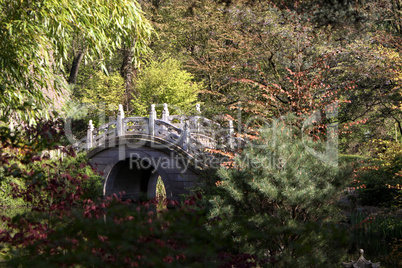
[93,120,117,148]
[74,104,236,155]
[123,117,148,134]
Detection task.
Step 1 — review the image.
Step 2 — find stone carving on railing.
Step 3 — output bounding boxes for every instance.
[93,120,117,148]
[154,119,183,145]
[74,103,236,156]
[124,118,148,134]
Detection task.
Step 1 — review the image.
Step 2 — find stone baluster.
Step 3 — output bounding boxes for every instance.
[162,103,169,122]
[149,104,156,136]
[229,120,234,149]
[195,103,201,142]
[117,104,125,136]
[196,119,200,140]
[87,120,94,150]
[181,121,190,151]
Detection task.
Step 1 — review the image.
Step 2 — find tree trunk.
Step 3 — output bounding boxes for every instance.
[68,52,85,85]
[153,0,161,9]
[120,49,137,112]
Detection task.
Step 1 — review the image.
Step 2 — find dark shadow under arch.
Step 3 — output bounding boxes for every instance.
[104,157,173,201]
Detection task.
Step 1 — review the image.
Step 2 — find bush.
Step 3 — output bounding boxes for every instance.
[208,116,350,266]
[350,140,402,207]
[348,211,402,267]
[0,121,103,212]
[71,69,126,128]
[4,195,227,267]
[0,120,102,261]
[77,69,125,116]
[131,57,201,116]
[352,168,400,207]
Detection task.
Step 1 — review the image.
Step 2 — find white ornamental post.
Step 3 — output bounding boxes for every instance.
[149,104,156,136]
[87,120,94,150]
[162,103,169,122]
[195,103,201,141]
[229,120,234,149]
[117,104,125,136]
[181,121,191,151]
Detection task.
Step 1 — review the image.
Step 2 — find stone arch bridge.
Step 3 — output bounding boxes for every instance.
[75,104,235,201]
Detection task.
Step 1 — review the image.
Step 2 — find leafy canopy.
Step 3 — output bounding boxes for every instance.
[0,0,154,124]
[131,57,201,116]
[75,70,125,120]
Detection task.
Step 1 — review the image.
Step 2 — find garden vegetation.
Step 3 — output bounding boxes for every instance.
[1,0,401,267]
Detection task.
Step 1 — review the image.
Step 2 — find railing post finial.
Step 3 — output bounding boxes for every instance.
[162,103,169,122]
[117,104,125,136]
[87,120,94,150]
[118,104,125,118]
[181,121,191,151]
[149,104,156,136]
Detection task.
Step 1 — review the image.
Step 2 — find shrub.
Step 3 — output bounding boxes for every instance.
[4,195,227,267]
[76,70,126,119]
[348,212,402,267]
[208,116,350,266]
[350,140,402,207]
[131,57,201,116]
[0,120,102,261]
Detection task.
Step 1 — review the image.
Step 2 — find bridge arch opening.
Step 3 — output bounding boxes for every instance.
[104,158,171,202]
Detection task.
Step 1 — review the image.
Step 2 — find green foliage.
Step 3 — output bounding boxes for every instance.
[131,57,200,116]
[0,0,153,124]
[348,211,402,267]
[354,168,401,207]
[145,1,339,119]
[0,175,27,224]
[75,69,125,120]
[339,154,369,165]
[351,140,402,207]
[37,152,104,201]
[144,0,402,148]
[0,120,103,217]
[350,212,402,246]
[1,0,401,264]
[5,197,227,267]
[311,0,367,27]
[208,116,349,266]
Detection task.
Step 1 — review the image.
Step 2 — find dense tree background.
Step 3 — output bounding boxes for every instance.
[135,0,401,153]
